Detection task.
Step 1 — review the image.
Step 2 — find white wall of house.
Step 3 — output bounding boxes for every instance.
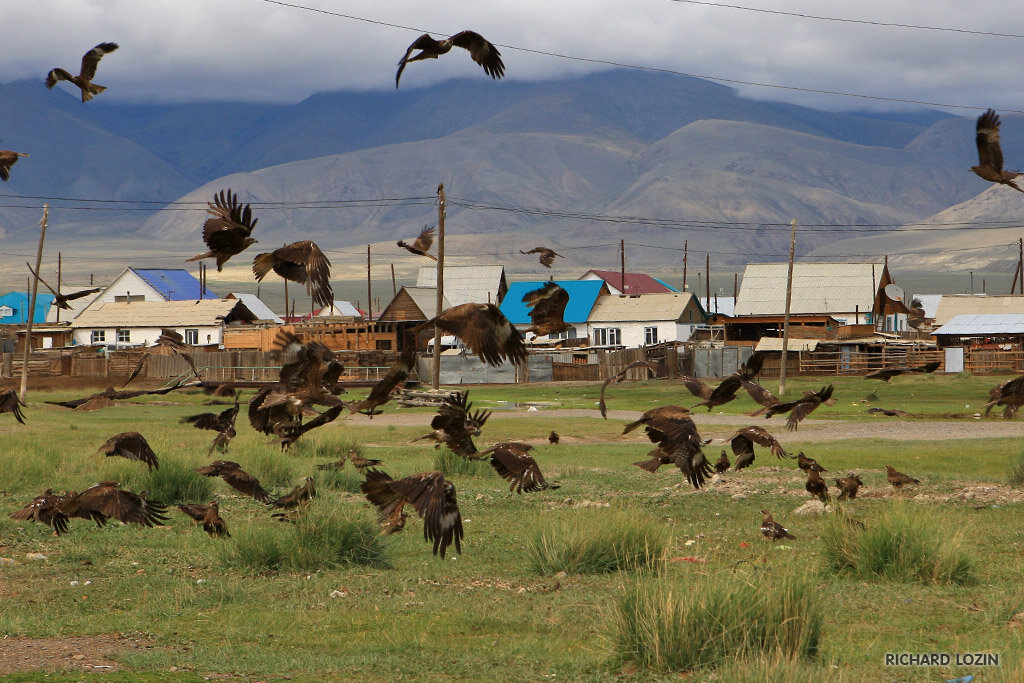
[71,325,224,348]
[585,320,689,347]
[84,271,164,310]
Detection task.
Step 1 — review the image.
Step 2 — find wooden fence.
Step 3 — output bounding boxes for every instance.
[798,349,945,375]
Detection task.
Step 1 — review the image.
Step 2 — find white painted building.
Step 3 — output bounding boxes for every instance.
[81,267,218,314]
[69,299,256,348]
[585,292,707,347]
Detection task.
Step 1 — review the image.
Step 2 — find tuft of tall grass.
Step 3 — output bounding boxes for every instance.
[244,450,297,489]
[434,449,491,477]
[819,504,974,584]
[123,458,215,504]
[1007,451,1024,487]
[528,509,665,575]
[611,571,822,673]
[312,467,364,493]
[217,504,388,572]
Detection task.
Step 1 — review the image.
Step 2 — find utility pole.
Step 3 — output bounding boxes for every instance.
[20,204,48,401]
[432,183,446,390]
[705,252,710,316]
[1019,237,1023,294]
[56,252,62,324]
[366,244,372,321]
[682,240,688,291]
[733,272,738,299]
[619,239,626,294]
[779,219,797,397]
[391,263,397,297]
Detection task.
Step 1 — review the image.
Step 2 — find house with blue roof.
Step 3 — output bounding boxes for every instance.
[500,280,609,342]
[79,267,218,316]
[0,291,56,324]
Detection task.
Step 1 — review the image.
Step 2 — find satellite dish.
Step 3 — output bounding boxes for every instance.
[884,284,905,302]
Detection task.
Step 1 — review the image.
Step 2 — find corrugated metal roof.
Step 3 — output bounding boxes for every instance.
[402,286,451,317]
[587,292,698,322]
[500,280,605,324]
[132,269,219,301]
[754,337,820,351]
[417,265,505,306]
[932,314,1024,336]
[315,300,361,317]
[933,295,1024,326]
[71,299,253,328]
[707,296,735,317]
[735,262,883,316]
[913,294,943,319]
[0,292,56,323]
[582,270,677,294]
[227,293,282,323]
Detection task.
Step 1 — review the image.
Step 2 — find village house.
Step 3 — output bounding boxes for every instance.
[417,265,507,305]
[932,294,1024,327]
[578,269,677,295]
[585,292,707,346]
[225,292,283,323]
[70,299,257,348]
[81,267,218,314]
[0,291,55,324]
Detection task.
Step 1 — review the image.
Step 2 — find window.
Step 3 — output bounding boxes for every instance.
[184,329,199,345]
[90,330,106,344]
[644,326,659,345]
[375,339,392,350]
[114,295,145,303]
[593,327,621,346]
[117,329,130,344]
[0,305,12,317]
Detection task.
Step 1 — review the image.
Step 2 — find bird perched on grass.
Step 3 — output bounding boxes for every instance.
[714,450,730,474]
[253,241,334,309]
[984,374,1024,419]
[202,501,230,538]
[522,282,571,337]
[805,469,830,503]
[396,225,436,260]
[414,303,527,367]
[176,503,211,526]
[271,477,316,511]
[519,247,563,268]
[95,432,159,471]
[759,510,795,542]
[187,189,258,271]
[722,425,789,471]
[796,451,827,474]
[0,150,29,181]
[360,469,463,558]
[765,385,834,431]
[548,431,560,445]
[195,460,272,503]
[45,42,119,102]
[835,473,864,501]
[0,389,27,424]
[474,442,559,494]
[885,465,920,490]
[396,31,504,88]
[971,109,1023,193]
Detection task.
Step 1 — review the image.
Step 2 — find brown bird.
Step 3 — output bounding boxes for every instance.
[970,109,1024,193]
[194,460,272,503]
[522,282,571,337]
[155,328,202,380]
[866,407,913,417]
[835,473,864,501]
[413,390,490,458]
[343,347,416,416]
[45,383,184,411]
[805,469,830,503]
[360,469,463,558]
[176,503,211,526]
[396,31,504,88]
[693,373,744,412]
[764,384,834,431]
[121,352,149,388]
[598,360,657,418]
[984,374,1024,419]
[253,241,334,310]
[186,189,259,271]
[740,351,766,380]
[271,477,316,510]
[865,361,941,382]
[415,302,527,367]
[475,442,559,494]
[57,481,169,531]
[633,446,675,474]
[0,389,27,424]
[760,509,795,542]
[10,489,72,534]
[396,225,436,260]
[0,150,29,181]
[45,42,119,102]
[268,405,343,450]
[25,263,102,310]
[350,450,384,472]
[182,396,240,454]
[624,405,712,489]
[202,500,230,538]
[741,378,780,417]
[95,431,160,471]
[885,465,920,489]
[722,425,789,471]
[519,247,563,268]
[548,430,560,445]
[714,449,730,473]
[796,451,827,474]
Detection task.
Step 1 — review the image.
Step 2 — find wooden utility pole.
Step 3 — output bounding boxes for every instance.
[1011,261,1020,294]
[733,272,738,299]
[56,252,62,324]
[1019,238,1023,294]
[619,239,626,294]
[391,263,397,297]
[366,244,372,321]
[705,252,710,316]
[682,240,688,291]
[20,204,48,401]
[779,219,797,397]
[432,183,446,390]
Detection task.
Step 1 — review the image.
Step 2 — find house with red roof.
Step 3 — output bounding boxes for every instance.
[579,270,678,295]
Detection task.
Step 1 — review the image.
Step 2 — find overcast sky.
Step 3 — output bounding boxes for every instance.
[3,0,1024,112]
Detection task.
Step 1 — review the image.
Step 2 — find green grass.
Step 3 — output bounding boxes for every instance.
[1009,451,1024,487]
[527,508,666,575]
[433,447,492,477]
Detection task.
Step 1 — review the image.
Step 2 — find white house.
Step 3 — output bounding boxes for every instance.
[81,267,218,314]
[417,265,508,306]
[585,292,708,347]
[70,299,256,348]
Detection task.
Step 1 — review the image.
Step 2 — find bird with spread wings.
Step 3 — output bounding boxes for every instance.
[473,442,559,494]
[187,189,259,271]
[45,42,119,102]
[865,361,941,382]
[0,389,27,423]
[396,225,437,260]
[415,303,527,367]
[413,390,490,458]
[0,149,29,181]
[971,109,1023,193]
[624,405,712,489]
[25,262,100,310]
[721,425,790,471]
[253,241,334,310]
[95,432,160,471]
[361,469,464,558]
[396,31,504,88]
[522,282,572,337]
[344,347,416,416]
[56,482,169,533]
[45,383,185,411]
[599,360,657,418]
[764,384,834,431]
[195,460,272,503]
[520,247,563,268]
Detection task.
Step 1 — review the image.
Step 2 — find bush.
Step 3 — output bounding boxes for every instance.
[1008,451,1024,488]
[434,449,491,477]
[527,509,664,575]
[819,504,974,584]
[611,571,822,672]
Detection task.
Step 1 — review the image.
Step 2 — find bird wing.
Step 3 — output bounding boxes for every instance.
[45,68,75,88]
[63,483,167,527]
[450,31,505,79]
[356,348,416,411]
[220,467,272,503]
[60,287,102,302]
[729,433,755,463]
[599,360,656,418]
[741,378,778,407]
[737,425,788,459]
[97,432,159,470]
[24,262,59,298]
[523,282,570,332]
[390,472,463,558]
[429,303,526,366]
[679,374,713,400]
[484,444,549,493]
[79,42,118,81]
[395,34,440,87]
[205,189,257,239]
[412,225,435,253]
[181,412,224,431]
[0,390,27,423]
[976,109,1004,172]
[785,400,821,431]
[261,241,334,309]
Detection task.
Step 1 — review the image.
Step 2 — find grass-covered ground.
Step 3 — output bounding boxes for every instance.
[0,374,1023,681]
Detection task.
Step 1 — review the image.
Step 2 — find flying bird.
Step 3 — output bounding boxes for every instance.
[271,477,316,510]
[181,396,240,453]
[396,225,436,260]
[764,384,834,430]
[885,465,920,490]
[95,432,160,471]
[519,247,563,268]
[343,347,416,415]
[741,378,780,417]
[760,509,795,542]
[0,150,28,181]
[522,282,571,337]
[739,351,766,380]
[721,426,789,471]
[795,451,827,474]
[360,469,463,558]
[474,442,559,494]
[268,405,343,450]
[970,109,1024,193]
[0,389,27,423]
[624,405,712,489]
[57,481,169,531]
[835,473,864,501]
[45,383,184,411]
[195,460,272,503]
[253,241,334,310]
[984,375,1024,419]
[10,489,72,534]
[187,189,259,271]
[866,407,914,417]
[805,469,830,503]
[415,303,527,366]
[121,352,149,387]
[396,31,504,88]
[865,361,941,382]
[413,390,490,458]
[45,42,119,102]
[25,262,101,310]
[693,373,745,412]
[598,360,656,418]
[155,328,203,380]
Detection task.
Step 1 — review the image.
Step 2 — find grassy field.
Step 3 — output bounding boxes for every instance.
[0,374,1023,681]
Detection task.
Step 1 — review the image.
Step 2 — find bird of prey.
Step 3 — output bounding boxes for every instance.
[548,430,560,445]
[10,489,73,534]
[415,303,527,366]
[519,247,563,268]
[155,328,202,380]
[181,396,240,453]
[721,425,789,471]
[25,262,100,310]
[865,361,941,382]
[194,460,272,503]
[343,347,416,416]
[271,477,316,510]
[713,450,730,473]
[796,451,827,474]
[0,389,27,424]
[177,503,211,526]
[759,510,795,542]
[396,31,504,88]
[885,465,920,490]
[835,473,864,501]
[0,150,29,181]
[253,240,334,310]
[413,391,490,458]
[57,481,169,532]
[984,375,1024,419]
[970,109,1024,193]
[121,352,149,388]
[202,500,230,538]
[632,447,676,474]
[45,383,184,411]
[624,405,712,489]
[396,225,436,260]
[693,372,745,411]
[268,405,343,450]
[866,407,913,418]
[598,360,657,418]
[522,282,571,337]
[764,384,834,430]
[360,469,463,558]
[187,189,259,271]
[474,442,559,494]
[45,42,119,102]
[739,351,766,380]
[805,469,830,503]
[95,432,160,471]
